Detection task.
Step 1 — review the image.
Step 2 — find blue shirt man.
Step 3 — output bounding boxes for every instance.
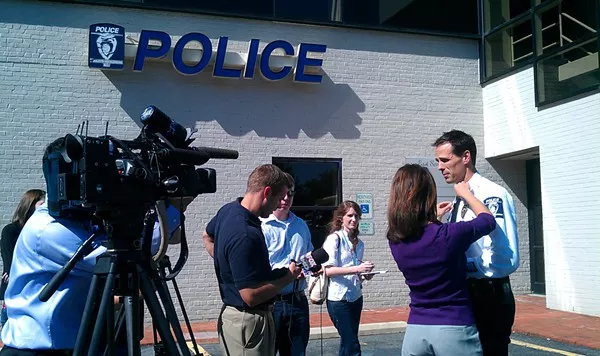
[0,201,181,352]
[434,130,519,356]
[1,201,107,350]
[261,176,313,356]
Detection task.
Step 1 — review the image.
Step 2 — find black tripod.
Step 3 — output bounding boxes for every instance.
[40,207,201,356]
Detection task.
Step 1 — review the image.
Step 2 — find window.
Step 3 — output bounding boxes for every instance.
[535,37,599,105]
[56,0,479,37]
[483,0,532,32]
[272,157,342,249]
[484,18,533,78]
[481,0,600,106]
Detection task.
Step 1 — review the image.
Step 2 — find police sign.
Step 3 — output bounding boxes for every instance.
[133,30,326,83]
[88,23,125,70]
[87,24,327,83]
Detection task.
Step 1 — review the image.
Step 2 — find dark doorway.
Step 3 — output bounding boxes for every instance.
[527,158,545,295]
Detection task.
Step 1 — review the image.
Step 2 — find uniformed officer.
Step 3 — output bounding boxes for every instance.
[433,130,519,356]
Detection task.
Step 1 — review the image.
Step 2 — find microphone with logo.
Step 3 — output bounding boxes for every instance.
[293,248,330,277]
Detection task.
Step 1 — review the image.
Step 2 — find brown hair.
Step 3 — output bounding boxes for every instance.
[12,189,46,228]
[329,200,361,248]
[283,172,295,189]
[246,164,289,196]
[387,164,439,243]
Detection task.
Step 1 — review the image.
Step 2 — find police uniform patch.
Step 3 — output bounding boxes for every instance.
[483,197,504,218]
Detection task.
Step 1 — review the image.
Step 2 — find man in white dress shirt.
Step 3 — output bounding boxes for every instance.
[433,130,519,356]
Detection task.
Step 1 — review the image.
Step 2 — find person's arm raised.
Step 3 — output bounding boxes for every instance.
[454,182,491,217]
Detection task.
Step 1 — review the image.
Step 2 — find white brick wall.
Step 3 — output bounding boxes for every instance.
[483,67,600,316]
[0,0,529,321]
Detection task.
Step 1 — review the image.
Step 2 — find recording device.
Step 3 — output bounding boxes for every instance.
[43,105,237,221]
[296,248,330,275]
[39,106,238,356]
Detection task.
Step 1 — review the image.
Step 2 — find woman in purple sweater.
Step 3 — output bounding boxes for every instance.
[387,164,496,356]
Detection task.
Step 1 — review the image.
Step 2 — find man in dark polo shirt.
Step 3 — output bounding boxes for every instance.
[203,164,302,356]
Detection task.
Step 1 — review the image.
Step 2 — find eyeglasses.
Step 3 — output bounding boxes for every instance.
[286,190,296,197]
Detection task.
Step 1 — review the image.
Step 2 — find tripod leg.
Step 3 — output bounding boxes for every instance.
[124,269,142,356]
[138,268,182,356]
[105,305,126,356]
[88,259,117,356]
[168,263,202,356]
[154,278,192,355]
[74,273,105,356]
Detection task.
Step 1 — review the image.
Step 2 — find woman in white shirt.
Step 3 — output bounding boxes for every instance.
[322,201,375,356]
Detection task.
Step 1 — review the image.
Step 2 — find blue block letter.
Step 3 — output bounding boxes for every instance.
[173,33,213,75]
[213,37,242,78]
[133,30,171,71]
[260,40,294,81]
[244,39,260,79]
[294,43,326,83]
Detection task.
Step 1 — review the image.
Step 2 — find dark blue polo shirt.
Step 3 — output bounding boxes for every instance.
[206,198,273,308]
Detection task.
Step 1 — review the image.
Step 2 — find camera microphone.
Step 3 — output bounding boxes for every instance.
[296,248,329,275]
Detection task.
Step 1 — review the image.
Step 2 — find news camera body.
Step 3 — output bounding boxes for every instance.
[39,106,237,356]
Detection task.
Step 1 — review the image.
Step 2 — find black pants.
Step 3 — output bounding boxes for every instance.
[467,277,515,356]
[0,347,71,356]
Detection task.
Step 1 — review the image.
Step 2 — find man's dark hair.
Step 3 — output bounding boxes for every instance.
[283,172,295,189]
[432,130,477,166]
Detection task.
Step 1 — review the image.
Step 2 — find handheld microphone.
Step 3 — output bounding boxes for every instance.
[296,248,329,275]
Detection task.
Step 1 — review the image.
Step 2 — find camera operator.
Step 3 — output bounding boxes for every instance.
[202,164,302,356]
[0,138,185,356]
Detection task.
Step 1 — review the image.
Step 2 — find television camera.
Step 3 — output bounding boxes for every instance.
[40,106,238,355]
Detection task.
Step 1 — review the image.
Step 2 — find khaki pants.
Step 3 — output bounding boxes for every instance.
[218,305,275,356]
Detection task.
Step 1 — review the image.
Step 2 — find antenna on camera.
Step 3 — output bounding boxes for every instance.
[76,123,81,136]
[105,121,109,136]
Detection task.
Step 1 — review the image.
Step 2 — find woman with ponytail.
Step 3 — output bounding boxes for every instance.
[322,200,374,356]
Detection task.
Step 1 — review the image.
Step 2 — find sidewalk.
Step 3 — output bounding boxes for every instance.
[147,295,600,350]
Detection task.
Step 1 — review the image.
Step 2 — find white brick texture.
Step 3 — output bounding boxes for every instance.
[483,67,600,316]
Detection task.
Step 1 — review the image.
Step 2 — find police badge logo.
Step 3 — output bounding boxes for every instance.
[89,23,124,70]
[483,197,504,218]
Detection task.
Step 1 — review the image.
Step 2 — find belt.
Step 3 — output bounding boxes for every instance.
[223,303,273,313]
[467,276,510,290]
[275,291,305,301]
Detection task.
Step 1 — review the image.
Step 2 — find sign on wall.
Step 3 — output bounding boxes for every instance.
[87,24,327,83]
[356,193,373,220]
[88,24,125,70]
[359,221,375,235]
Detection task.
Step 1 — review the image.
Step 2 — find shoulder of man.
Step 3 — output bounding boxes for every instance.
[475,174,513,219]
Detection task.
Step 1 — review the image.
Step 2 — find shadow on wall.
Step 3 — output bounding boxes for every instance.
[487,158,528,206]
[104,62,364,139]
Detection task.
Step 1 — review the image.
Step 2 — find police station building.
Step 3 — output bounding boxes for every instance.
[1,0,599,321]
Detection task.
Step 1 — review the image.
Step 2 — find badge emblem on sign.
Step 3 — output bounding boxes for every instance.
[88,23,124,70]
[97,34,118,60]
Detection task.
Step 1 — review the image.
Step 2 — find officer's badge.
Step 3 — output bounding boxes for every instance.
[483,197,504,218]
[461,204,470,219]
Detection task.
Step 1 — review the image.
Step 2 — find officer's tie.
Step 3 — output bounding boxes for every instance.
[448,198,460,223]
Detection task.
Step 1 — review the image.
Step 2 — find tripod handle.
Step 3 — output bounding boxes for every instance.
[39,232,100,302]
